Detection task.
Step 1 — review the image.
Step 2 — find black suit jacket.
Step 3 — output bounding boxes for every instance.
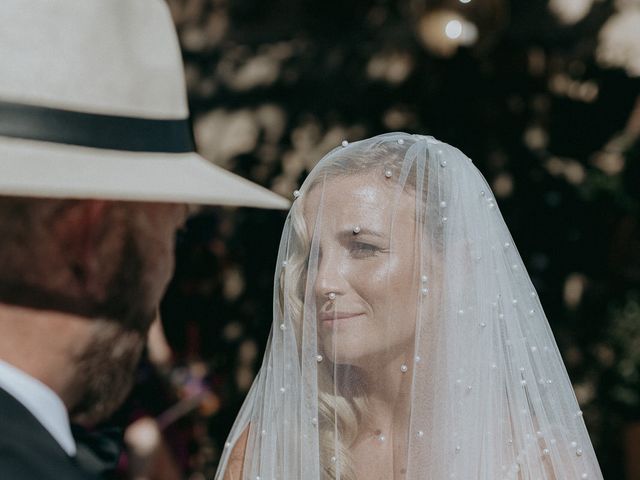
[0,386,98,480]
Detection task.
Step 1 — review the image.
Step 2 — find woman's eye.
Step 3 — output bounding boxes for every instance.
[349,242,380,258]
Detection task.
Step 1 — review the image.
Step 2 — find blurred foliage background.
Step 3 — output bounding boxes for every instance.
[114,0,640,478]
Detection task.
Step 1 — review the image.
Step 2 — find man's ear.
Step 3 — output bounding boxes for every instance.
[51,200,110,282]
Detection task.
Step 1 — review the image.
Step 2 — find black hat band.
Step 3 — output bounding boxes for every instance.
[0,100,194,153]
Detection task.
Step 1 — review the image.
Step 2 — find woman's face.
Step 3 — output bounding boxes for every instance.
[303,173,419,368]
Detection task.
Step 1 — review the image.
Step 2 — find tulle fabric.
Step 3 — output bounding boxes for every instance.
[215,133,603,480]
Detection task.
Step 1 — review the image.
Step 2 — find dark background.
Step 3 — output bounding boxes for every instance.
[116,1,640,478]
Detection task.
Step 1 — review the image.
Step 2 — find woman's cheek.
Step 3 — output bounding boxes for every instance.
[347,259,395,312]
[388,255,419,316]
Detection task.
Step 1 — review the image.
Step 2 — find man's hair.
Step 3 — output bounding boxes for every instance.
[0,196,156,332]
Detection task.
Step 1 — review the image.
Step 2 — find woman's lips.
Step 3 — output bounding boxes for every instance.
[319,312,365,323]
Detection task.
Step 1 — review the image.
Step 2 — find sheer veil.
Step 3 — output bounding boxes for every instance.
[215,133,603,480]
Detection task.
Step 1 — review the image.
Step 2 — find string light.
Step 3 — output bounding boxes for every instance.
[445,20,463,39]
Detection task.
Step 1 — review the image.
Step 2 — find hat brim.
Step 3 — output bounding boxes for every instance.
[0,136,290,209]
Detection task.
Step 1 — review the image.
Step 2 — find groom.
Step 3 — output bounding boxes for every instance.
[0,1,287,479]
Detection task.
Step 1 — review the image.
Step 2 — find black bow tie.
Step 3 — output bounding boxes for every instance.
[71,424,123,478]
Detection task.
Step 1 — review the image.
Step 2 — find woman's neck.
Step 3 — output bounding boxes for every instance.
[357,346,415,435]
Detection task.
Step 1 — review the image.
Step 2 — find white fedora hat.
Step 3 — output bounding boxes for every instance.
[0,0,289,210]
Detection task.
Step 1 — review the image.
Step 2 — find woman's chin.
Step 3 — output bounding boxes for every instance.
[320,337,374,368]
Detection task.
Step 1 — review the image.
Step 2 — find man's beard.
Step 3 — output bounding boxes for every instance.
[68,229,165,425]
[69,320,147,425]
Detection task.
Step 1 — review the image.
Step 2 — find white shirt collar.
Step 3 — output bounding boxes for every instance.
[0,359,76,456]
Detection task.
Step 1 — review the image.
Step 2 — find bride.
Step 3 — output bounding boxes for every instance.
[215,133,603,479]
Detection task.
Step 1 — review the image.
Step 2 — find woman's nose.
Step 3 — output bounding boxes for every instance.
[314,248,346,300]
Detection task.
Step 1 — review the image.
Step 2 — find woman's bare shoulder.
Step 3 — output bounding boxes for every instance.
[222,427,250,480]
